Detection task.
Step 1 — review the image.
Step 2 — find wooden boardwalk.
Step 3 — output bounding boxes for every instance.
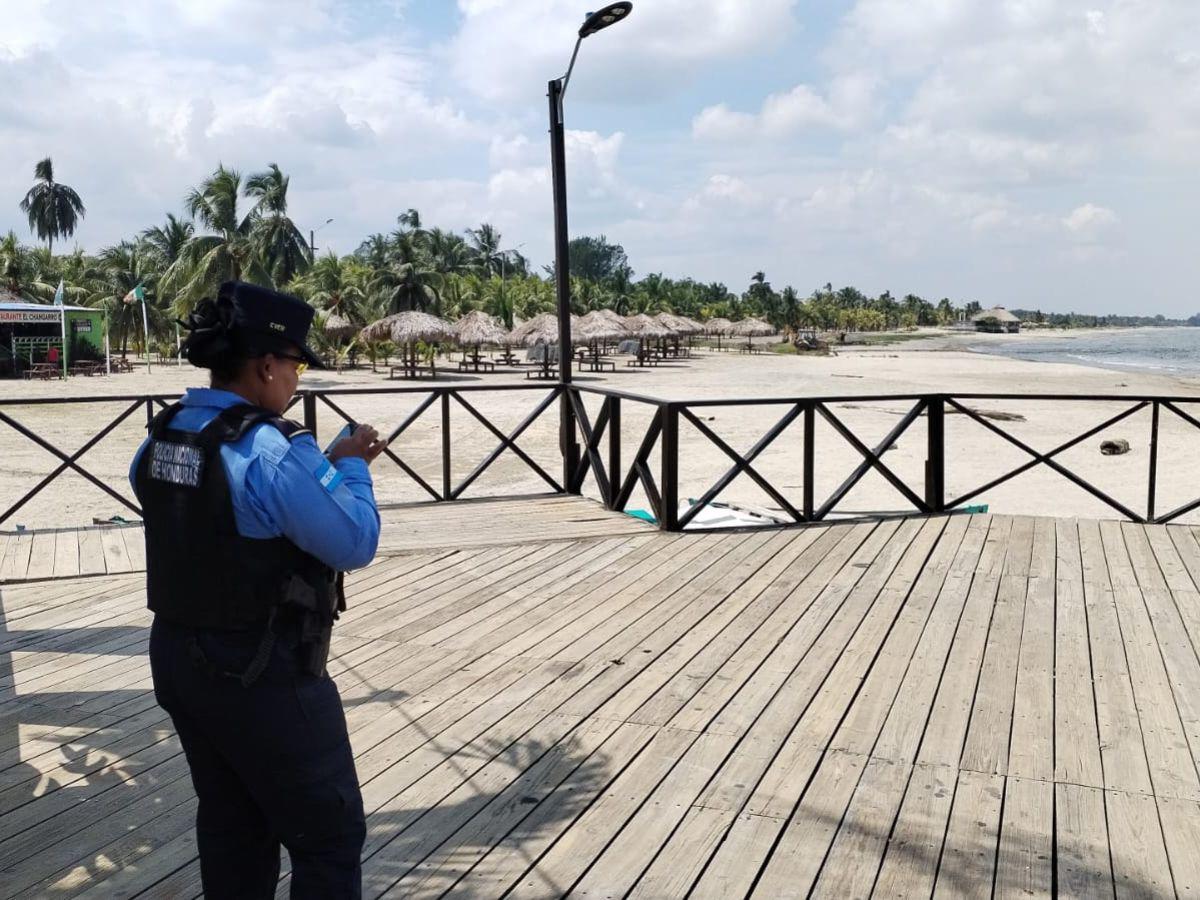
[0,495,651,583]
[3,503,1200,897]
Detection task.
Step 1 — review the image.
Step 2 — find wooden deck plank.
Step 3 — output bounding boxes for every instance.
[1054,519,1104,788]
[1006,517,1056,782]
[0,529,32,581]
[959,516,1034,776]
[1101,519,1200,801]
[76,525,107,576]
[931,769,1003,898]
[1054,782,1113,899]
[51,527,80,579]
[871,763,959,898]
[993,776,1053,900]
[1077,519,1155,796]
[1106,788,1176,898]
[23,529,56,581]
[5,508,1200,899]
[99,526,132,575]
[120,525,146,571]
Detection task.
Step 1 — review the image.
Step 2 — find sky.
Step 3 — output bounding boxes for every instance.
[1,0,1198,316]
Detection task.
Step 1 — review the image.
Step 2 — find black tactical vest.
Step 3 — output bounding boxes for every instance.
[134,402,337,632]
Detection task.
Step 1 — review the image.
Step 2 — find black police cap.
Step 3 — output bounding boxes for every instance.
[219,281,323,369]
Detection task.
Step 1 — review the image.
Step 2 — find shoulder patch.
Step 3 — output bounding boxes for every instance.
[149,440,205,487]
[314,459,344,493]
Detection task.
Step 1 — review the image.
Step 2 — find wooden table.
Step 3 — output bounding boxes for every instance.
[459,358,496,373]
[24,362,61,380]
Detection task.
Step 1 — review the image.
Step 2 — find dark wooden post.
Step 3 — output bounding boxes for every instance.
[925,396,945,513]
[441,391,452,501]
[661,404,679,531]
[302,392,318,440]
[1148,400,1160,522]
[803,402,815,520]
[608,396,622,510]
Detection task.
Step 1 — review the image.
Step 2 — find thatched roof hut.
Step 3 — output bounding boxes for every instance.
[359,311,453,344]
[624,313,673,338]
[730,317,775,337]
[971,307,1022,333]
[454,310,509,346]
[657,313,703,335]
[510,312,582,347]
[322,313,358,339]
[704,317,734,335]
[578,310,629,342]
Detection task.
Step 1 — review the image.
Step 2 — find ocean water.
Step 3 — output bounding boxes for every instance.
[969,327,1200,378]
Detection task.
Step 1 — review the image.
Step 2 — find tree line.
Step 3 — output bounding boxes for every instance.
[13,156,1158,361]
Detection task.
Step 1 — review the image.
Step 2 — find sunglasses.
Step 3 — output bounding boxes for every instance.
[271,352,309,376]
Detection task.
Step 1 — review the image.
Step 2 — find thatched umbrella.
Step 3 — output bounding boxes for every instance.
[454,310,509,369]
[323,313,358,339]
[359,311,454,377]
[319,313,359,370]
[656,312,703,358]
[510,312,581,375]
[623,313,674,364]
[578,311,628,357]
[624,313,673,338]
[576,315,628,364]
[704,316,733,350]
[730,316,775,351]
[656,313,702,335]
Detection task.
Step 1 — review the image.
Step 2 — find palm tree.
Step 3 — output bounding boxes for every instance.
[425,228,475,277]
[354,233,392,269]
[140,214,194,268]
[245,163,311,284]
[371,235,442,314]
[1,232,32,295]
[288,253,366,314]
[162,165,271,314]
[466,223,504,277]
[91,241,162,358]
[606,265,635,315]
[19,158,86,253]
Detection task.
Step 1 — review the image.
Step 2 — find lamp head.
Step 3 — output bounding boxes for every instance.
[579,2,632,38]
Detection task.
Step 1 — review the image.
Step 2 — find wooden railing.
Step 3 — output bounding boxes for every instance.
[3,386,1198,529]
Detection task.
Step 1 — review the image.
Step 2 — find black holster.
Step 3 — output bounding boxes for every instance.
[282,571,345,677]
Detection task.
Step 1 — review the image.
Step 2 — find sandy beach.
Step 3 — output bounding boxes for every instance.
[3,329,1199,530]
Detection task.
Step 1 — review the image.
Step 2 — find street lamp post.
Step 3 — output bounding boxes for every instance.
[549,1,632,492]
[309,217,334,258]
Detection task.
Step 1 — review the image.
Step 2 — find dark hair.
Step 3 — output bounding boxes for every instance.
[179,293,251,384]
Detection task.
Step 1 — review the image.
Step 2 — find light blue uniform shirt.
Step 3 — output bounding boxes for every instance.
[129,388,380,572]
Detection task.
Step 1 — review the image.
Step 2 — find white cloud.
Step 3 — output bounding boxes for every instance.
[1,0,1197,316]
[1062,203,1119,236]
[693,74,877,140]
[450,0,799,104]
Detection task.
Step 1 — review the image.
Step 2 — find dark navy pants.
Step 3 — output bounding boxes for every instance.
[150,616,366,899]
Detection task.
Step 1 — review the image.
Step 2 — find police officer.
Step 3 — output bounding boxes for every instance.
[130,281,384,898]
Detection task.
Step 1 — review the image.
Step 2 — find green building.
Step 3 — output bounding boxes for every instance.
[0,300,107,377]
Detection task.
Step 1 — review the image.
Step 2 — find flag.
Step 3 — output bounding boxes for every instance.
[53,279,64,306]
[122,284,145,305]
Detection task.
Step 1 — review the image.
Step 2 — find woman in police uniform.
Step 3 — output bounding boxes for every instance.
[131,282,384,898]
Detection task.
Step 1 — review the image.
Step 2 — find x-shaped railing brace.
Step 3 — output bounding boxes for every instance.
[677,406,803,529]
[0,403,144,526]
[945,398,1146,521]
[450,390,562,500]
[816,401,930,520]
[567,392,612,501]
[318,393,442,501]
[613,416,663,522]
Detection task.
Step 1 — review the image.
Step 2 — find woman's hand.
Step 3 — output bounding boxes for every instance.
[328,424,387,465]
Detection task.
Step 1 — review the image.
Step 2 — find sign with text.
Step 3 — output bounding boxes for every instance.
[0,309,61,324]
